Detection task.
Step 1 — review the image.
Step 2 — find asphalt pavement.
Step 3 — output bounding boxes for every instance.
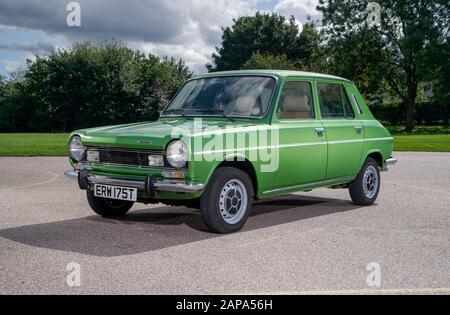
[0,152,449,294]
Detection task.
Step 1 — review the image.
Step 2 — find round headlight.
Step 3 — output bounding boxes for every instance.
[69,135,86,162]
[166,140,187,169]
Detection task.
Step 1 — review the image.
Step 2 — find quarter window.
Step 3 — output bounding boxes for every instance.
[317,83,355,119]
[277,81,315,120]
[352,94,363,114]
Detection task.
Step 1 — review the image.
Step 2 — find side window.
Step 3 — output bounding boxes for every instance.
[277,81,315,120]
[317,83,355,119]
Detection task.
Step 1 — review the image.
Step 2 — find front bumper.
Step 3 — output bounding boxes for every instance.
[64,170,205,195]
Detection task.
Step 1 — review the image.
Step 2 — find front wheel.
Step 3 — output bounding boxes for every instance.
[86,189,134,217]
[200,167,253,234]
[349,157,380,205]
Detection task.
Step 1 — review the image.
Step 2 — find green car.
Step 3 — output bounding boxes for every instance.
[65,70,397,233]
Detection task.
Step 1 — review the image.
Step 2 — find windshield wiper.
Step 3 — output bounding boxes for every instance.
[164,109,193,120]
[195,109,235,122]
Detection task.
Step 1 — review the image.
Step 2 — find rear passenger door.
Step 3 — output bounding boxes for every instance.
[317,82,364,179]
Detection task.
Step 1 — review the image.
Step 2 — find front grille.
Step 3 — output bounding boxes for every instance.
[84,147,166,168]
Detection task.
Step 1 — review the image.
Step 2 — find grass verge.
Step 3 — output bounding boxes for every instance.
[0,133,69,156]
[386,125,450,152]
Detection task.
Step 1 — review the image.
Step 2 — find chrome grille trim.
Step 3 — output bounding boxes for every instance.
[83,147,166,169]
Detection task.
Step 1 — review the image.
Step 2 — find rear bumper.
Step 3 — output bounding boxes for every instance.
[64,170,205,194]
[386,158,398,165]
[382,157,398,171]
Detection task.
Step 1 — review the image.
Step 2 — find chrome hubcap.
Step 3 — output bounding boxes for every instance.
[219,179,248,225]
[363,165,379,199]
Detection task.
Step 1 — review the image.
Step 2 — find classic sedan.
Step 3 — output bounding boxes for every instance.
[65,70,397,233]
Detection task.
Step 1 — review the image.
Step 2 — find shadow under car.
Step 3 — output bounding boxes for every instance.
[0,194,362,257]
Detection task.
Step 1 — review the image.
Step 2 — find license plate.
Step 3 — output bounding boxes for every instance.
[94,184,137,202]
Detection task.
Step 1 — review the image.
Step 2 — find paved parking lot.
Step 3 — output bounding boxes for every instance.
[0,152,449,294]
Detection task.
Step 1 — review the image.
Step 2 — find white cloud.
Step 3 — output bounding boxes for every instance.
[128,0,269,73]
[0,59,25,73]
[0,0,321,74]
[274,0,321,29]
[0,52,37,74]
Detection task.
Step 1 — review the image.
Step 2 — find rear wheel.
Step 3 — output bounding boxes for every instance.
[200,167,253,234]
[86,189,134,217]
[349,157,380,205]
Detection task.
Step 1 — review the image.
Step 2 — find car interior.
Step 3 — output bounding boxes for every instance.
[277,82,314,119]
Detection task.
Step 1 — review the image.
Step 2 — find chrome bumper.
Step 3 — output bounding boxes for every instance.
[64,170,204,193]
[382,157,398,171]
[386,158,398,166]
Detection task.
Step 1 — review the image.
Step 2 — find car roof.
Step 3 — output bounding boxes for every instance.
[194,70,352,83]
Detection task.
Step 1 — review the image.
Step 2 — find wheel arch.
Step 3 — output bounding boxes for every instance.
[214,157,259,200]
[363,150,384,168]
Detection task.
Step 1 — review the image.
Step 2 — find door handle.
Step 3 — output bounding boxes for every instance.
[354,126,363,133]
[315,128,325,136]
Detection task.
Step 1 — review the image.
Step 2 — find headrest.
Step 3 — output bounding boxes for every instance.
[282,95,310,112]
[235,96,256,114]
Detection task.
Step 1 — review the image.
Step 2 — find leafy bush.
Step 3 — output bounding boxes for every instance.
[241,52,297,70]
[369,100,449,125]
[0,42,192,132]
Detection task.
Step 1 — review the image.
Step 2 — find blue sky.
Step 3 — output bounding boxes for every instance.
[0,0,320,76]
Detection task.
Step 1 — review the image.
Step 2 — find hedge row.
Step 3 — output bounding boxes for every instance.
[369,100,450,125]
[0,42,192,132]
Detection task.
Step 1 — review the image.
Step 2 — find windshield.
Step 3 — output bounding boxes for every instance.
[162,76,276,118]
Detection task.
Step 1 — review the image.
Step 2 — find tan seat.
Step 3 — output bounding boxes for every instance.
[234,96,256,115]
[278,95,312,119]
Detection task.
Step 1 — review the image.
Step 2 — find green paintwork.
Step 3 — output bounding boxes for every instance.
[69,70,394,201]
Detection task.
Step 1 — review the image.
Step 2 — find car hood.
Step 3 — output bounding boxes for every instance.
[75,118,263,150]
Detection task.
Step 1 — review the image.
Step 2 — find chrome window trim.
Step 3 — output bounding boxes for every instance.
[352,94,364,114]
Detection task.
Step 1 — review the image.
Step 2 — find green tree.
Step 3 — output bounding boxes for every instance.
[241,52,297,70]
[208,12,322,72]
[2,41,192,132]
[0,76,7,130]
[323,30,388,98]
[0,76,5,101]
[424,35,450,125]
[297,22,326,72]
[0,77,31,132]
[318,0,450,131]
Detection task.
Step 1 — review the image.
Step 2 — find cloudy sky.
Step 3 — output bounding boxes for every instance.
[0,0,320,76]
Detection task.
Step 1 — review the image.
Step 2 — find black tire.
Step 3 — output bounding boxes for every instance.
[200,167,254,234]
[86,189,134,217]
[349,157,381,205]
